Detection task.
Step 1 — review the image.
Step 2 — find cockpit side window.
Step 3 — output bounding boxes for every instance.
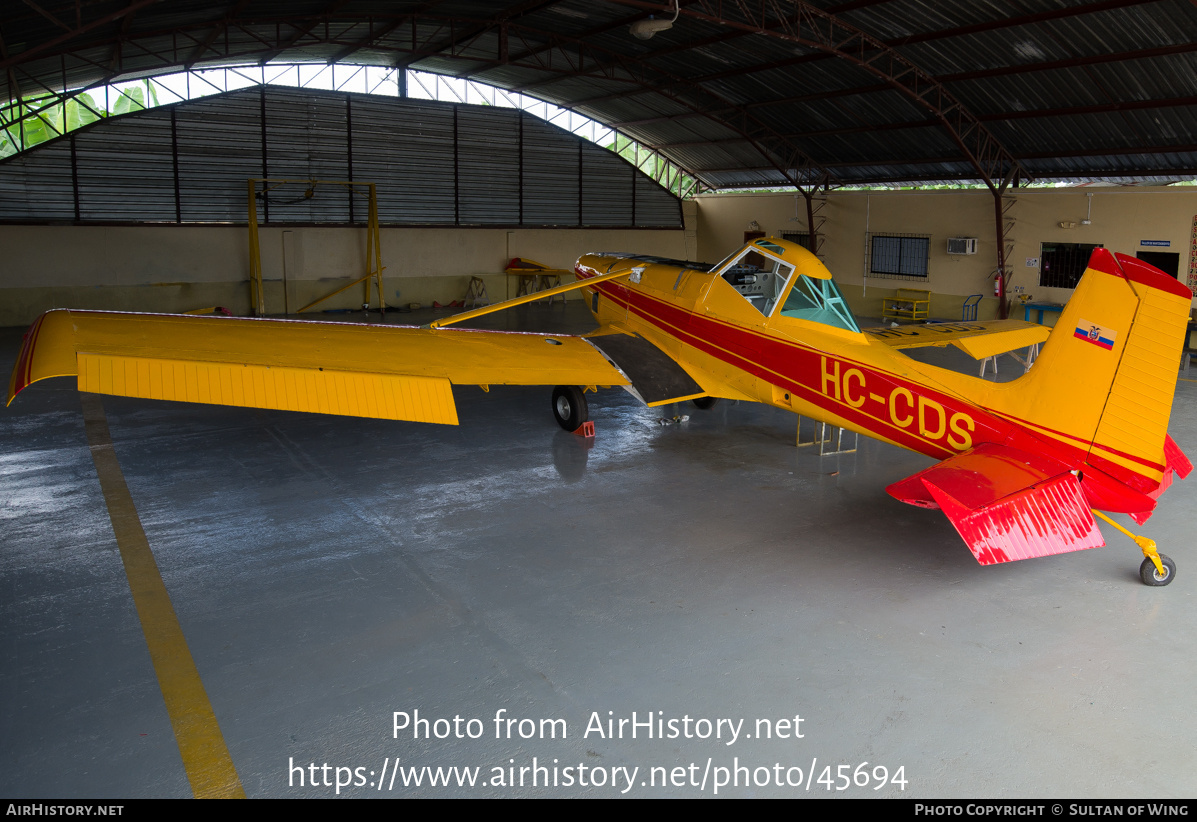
[717,249,794,317]
[777,273,860,332]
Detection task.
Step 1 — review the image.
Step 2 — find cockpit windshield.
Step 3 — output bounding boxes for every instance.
[709,239,860,333]
[776,273,860,332]
[715,249,794,317]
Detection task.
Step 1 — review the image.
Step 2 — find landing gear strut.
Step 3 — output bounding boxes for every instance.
[1092,510,1176,587]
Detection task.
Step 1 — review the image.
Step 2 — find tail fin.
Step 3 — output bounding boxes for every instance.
[991,249,1191,494]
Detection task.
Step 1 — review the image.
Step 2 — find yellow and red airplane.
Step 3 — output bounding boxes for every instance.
[7,237,1191,585]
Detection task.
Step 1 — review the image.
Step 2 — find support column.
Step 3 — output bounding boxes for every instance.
[991,175,1018,320]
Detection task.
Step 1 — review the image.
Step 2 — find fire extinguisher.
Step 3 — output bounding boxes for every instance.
[993,273,1002,297]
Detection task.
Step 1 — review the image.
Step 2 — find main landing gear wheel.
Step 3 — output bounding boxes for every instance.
[1140,554,1176,586]
[692,396,719,410]
[552,385,588,431]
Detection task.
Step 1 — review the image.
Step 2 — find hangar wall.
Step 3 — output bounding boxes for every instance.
[0,86,695,327]
[3,184,1193,328]
[0,223,689,326]
[694,187,1197,320]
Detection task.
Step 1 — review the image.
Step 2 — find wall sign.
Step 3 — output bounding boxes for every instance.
[1188,216,1197,295]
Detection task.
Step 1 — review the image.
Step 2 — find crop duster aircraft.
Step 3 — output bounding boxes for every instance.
[7,238,1192,586]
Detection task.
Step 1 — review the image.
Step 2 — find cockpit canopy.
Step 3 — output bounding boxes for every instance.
[713,237,859,333]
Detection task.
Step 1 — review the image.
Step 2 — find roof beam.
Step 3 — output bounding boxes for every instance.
[498,0,894,91]
[709,166,1197,187]
[106,2,140,73]
[940,42,1197,84]
[698,141,1197,175]
[252,0,360,66]
[184,0,255,69]
[379,0,560,68]
[891,0,1162,46]
[610,40,1197,128]
[487,22,836,188]
[981,95,1197,122]
[616,0,1025,188]
[20,1,73,34]
[581,0,1161,109]
[0,0,159,73]
[0,26,23,104]
[505,0,729,93]
[0,9,837,189]
[320,4,438,66]
[651,94,1197,149]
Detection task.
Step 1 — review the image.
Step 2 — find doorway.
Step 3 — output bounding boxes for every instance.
[1136,251,1180,279]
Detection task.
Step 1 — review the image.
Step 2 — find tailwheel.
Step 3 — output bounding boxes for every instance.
[1092,510,1176,587]
[1140,554,1176,587]
[552,385,588,431]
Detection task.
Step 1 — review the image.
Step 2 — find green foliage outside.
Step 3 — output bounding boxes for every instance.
[1,80,159,159]
[605,132,699,198]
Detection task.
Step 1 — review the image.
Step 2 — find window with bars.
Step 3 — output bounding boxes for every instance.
[781,230,816,254]
[1039,243,1103,289]
[868,234,930,280]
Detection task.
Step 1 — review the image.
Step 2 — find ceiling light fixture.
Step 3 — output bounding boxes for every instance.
[630,1,680,40]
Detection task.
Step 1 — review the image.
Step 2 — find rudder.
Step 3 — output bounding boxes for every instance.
[990,249,1190,492]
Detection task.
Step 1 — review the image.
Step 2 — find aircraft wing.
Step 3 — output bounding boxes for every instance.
[862,319,1050,359]
[7,309,633,425]
[886,443,1106,565]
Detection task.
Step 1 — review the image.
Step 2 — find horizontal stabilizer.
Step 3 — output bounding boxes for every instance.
[1130,435,1195,525]
[948,324,1050,361]
[886,443,1068,509]
[888,445,1103,565]
[863,319,1049,357]
[1165,434,1193,480]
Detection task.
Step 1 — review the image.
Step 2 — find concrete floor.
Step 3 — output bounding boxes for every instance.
[2,303,1195,798]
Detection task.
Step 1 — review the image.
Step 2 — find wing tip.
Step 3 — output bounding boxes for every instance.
[7,312,51,406]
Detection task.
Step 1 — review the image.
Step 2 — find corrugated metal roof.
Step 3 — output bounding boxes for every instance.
[1,1,1194,189]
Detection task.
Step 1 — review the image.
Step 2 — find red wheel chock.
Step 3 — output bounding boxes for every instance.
[573,421,595,438]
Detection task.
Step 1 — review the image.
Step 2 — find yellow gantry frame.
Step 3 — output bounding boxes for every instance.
[247,179,385,317]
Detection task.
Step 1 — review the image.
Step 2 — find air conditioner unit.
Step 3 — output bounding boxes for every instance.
[947,237,978,255]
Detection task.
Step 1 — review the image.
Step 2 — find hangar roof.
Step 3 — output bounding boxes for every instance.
[2,1,1195,190]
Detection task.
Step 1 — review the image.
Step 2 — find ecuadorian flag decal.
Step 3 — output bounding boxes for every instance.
[1075,318,1117,350]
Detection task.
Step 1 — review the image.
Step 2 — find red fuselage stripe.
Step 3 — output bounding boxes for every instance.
[594,280,1014,461]
[580,269,1156,479]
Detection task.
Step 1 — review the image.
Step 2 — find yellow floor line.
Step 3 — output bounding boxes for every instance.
[80,394,245,799]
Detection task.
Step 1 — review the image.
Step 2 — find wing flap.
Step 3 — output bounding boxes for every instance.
[77,352,459,424]
[888,444,1103,565]
[586,332,705,406]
